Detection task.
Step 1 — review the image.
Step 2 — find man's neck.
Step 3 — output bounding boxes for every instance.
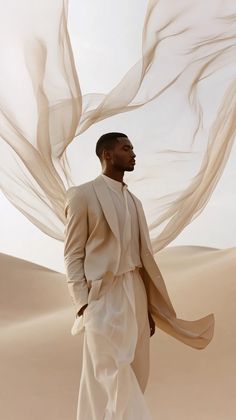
[102,170,125,185]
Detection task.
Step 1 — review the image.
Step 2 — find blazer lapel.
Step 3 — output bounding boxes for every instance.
[92,175,120,242]
[128,191,153,255]
[92,174,152,253]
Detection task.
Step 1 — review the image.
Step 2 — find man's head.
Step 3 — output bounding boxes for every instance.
[95,132,136,172]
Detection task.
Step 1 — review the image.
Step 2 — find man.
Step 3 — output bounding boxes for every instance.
[64,132,214,419]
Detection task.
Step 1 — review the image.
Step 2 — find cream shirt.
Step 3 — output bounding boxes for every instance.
[101,174,142,275]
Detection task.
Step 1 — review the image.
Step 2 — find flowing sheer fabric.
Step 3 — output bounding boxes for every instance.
[0,0,235,248]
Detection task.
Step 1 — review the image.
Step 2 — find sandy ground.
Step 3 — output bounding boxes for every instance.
[0,245,235,420]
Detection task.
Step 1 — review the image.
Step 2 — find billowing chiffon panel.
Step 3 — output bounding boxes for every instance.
[0,1,236,251]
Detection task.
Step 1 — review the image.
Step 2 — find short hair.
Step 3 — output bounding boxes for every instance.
[95,132,128,160]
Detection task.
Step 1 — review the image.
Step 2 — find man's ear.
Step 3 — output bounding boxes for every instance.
[103,149,111,161]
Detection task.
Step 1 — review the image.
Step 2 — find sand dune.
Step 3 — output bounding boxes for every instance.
[0,246,236,420]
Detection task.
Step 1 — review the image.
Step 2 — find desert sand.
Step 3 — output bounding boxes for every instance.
[1,245,236,420]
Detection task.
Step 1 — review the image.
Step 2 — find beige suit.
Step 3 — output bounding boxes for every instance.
[64,174,215,350]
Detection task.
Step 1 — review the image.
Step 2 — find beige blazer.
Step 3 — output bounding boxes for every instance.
[64,174,215,349]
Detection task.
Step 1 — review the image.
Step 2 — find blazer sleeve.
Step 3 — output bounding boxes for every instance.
[64,187,89,315]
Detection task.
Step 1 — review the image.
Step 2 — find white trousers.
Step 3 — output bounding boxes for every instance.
[76,267,152,420]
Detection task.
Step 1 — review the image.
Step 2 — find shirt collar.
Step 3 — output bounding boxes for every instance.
[101,173,128,193]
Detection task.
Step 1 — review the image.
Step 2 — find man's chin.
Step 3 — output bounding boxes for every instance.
[125,166,135,172]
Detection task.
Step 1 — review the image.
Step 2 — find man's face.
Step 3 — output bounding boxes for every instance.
[108,137,136,172]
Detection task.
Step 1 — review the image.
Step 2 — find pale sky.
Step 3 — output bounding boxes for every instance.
[0,1,235,273]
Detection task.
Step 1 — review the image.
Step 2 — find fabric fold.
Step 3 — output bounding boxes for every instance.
[0,0,235,251]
